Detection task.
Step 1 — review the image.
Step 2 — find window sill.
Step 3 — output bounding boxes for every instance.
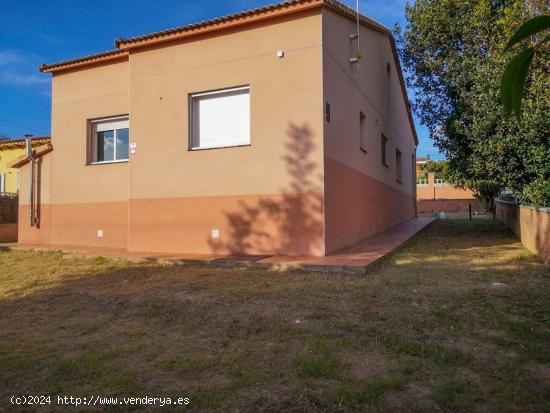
[396,179,402,184]
[360,148,367,153]
[382,163,389,168]
[189,144,251,151]
[88,159,129,165]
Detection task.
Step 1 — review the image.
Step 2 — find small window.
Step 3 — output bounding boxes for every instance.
[396,149,402,183]
[190,86,250,150]
[90,117,129,164]
[381,134,388,166]
[0,173,5,192]
[359,111,366,152]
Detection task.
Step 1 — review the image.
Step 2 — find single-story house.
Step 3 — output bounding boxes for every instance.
[15,0,418,257]
[0,137,50,194]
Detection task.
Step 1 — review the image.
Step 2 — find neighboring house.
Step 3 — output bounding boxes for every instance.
[0,137,51,193]
[14,0,418,257]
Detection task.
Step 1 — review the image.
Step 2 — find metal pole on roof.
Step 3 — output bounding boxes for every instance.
[24,134,35,226]
[348,0,362,71]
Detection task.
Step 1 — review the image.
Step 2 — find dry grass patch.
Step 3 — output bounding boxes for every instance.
[0,220,549,412]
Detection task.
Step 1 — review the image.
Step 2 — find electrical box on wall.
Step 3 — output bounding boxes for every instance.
[211,229,220,239]
[97,229,104,238]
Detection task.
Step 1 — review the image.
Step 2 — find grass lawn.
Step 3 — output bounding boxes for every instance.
[1,220,549,412]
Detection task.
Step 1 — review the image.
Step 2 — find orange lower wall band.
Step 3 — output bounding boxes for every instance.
[18,193,325,256]
[128,193,324,256]
[324,156,415,254]
[19,161,415,257]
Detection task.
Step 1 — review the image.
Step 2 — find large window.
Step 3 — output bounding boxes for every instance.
[190,86,250,150]
[90,117,129,164]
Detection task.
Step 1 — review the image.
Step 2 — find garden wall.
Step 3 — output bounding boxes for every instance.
[0,194,18,224]
[417,198,481,215]
[0,195,18,242]
[495,199,549,265]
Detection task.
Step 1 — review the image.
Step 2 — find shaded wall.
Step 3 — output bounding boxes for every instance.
[322,8,416,253]
[495,199,549,264]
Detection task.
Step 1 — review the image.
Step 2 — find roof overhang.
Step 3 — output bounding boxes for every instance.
[40,50,128,73]
[37,0,417,145]
[9,143,53,169]
[0,137,51,150]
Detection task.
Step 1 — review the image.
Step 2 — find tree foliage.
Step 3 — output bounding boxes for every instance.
[418,160,450,179]
[397,0,550,206]
[501,15,550,121]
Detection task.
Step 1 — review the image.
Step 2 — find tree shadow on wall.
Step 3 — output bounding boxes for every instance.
[208,123,323,257]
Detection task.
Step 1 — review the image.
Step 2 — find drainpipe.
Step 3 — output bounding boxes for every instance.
[24,134,35,226]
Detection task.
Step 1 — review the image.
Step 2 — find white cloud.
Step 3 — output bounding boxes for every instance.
[0,71,49,86]
[0,49,49,88]
[0,50,25,65]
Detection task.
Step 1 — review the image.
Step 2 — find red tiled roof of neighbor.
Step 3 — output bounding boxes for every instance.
[0,136,51,149]
[38,0,418,145]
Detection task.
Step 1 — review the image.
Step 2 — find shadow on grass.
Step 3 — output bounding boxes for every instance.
[0,219,548,411]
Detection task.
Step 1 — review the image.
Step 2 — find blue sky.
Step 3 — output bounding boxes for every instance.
[0,0,441,158]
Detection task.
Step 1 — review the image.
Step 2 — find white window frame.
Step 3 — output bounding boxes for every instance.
[0,173,5,193]
[89,116,129,165]
[189,86,251,151]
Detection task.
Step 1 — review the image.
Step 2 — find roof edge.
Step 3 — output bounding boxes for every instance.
[0,137,51,148]
[40,50,128,73]
[389,36,418,146]
[9,143,53,169]
[116,0,325,50]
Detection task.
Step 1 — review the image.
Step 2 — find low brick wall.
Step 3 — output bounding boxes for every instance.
[417,198,481,214]
[0,223,18,243]
[495,199,549,264]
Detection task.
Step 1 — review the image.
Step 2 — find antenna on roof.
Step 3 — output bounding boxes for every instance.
[349,0,362,71]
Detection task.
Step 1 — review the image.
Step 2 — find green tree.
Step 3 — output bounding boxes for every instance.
[397,0,550,206]
[418,160,449,179]
[501,15,550,121]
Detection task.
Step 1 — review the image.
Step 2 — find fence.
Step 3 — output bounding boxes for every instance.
[0,193,18,224]
[495,199,549,264]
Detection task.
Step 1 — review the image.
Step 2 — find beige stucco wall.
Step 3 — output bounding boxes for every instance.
[322,8,416,252]
[19,10,325,256]
[126,10,325,255]
[128,11,323,200]
[19,60,130,248]
[18,7,419,256]
[495,200,549,265]
[49,61,129,205]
